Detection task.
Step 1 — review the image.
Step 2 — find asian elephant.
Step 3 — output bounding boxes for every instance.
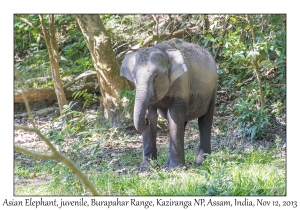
[120,38,217,169]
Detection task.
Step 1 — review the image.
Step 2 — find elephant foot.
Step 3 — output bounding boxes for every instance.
[195,149,207,164]
[139,160,159,172]
[139,161,151,172]
[164,156,185,169]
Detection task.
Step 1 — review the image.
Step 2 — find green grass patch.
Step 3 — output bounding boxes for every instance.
[15,145,285,196]
[14,108,286,196]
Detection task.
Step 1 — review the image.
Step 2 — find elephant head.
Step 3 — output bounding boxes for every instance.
[120,46,188,132]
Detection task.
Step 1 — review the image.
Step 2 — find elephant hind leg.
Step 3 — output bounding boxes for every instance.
[196,89,216,163]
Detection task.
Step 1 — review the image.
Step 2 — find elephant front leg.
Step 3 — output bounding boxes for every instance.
[166,105,186,169]
[140,106,158,171]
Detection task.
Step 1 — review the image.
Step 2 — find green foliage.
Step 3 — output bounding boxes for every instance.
[14,15,41,53]
[233,98,270,140]
[15,133,286,195]
[15,163,30,178]
[49,162,84,194]
[72,89,98,108]
[213,14,286,140]
[100,15,137,49]
[62,102,102,130]
[119,89,135,117]
[271,100,285,117]
[14,14,286,196]
[14,15,50,80]
[15,15,286,140]
[14,14,93,83]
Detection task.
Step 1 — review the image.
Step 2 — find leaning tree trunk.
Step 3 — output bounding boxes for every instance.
[74,15,133,126]
[39,15,68,115]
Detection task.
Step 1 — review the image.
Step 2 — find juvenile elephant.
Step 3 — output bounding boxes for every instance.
[120,38,217,169]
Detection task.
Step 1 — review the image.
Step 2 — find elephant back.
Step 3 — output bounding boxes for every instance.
[166,38,215,65]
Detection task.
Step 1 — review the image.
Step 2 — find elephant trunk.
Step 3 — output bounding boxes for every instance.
[133,88,150,133]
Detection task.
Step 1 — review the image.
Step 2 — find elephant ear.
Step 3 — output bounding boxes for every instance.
[166,49,188,86]
[120,52,136,83]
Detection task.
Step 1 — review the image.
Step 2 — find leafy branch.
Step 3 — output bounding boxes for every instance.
[15,14,44,38]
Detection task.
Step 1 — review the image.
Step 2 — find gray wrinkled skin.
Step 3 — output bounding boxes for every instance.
[120,38,218,170]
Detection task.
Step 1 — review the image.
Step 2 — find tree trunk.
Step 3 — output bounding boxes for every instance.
[203,15,210,35]
[16,14,68,116]
[74,15,133,126]
[39,15,68,115]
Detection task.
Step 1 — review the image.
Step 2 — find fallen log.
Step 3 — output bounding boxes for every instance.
[14,83,100,103]
[14,70,98,103]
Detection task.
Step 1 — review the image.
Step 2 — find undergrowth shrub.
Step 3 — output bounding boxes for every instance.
[233,98,270,140]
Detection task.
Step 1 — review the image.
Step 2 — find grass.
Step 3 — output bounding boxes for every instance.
[14,123,286,196]
[14,105,286,196]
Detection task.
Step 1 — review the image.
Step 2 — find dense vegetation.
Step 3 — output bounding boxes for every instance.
[14,14,286,195]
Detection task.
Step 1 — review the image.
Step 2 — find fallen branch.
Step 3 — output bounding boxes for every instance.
[63,70,97,89]
[14,107,58,118]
